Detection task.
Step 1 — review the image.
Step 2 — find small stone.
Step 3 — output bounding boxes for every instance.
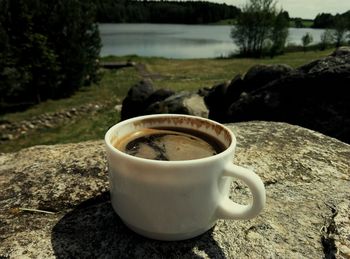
[114,104,122,112]
[44,122,53,128]
[1,133,14,140]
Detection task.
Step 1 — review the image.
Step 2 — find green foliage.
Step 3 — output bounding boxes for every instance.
[293,18,304,28]
[94,0,241,24]
[312,10,350,46]
[290,18,313,28]
[333,16,348,47]
[313,11,350,29]
[319,30,334,50]
[230,0,289,57]
[313,13,335,28]
[301,33,313,51]
[0,0,101,112]
[270,11,289,56]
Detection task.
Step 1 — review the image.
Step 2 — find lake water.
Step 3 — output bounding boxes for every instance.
[99,23,325,59]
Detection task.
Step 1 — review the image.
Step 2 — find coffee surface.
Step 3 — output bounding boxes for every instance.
[114,127,225,161]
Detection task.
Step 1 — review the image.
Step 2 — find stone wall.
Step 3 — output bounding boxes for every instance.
[0,101,113,141]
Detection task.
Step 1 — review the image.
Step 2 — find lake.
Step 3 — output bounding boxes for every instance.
[99,23,325,59]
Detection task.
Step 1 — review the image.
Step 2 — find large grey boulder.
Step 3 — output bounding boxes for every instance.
[121,88,208,119]
[204,81,231,122]
[204,64,294,123]
[144,88,175,108]
[1,122,349,258]
[120,80,155,120]
[146,91,209,118]
[298,46,350,74]
[243,64,294,89]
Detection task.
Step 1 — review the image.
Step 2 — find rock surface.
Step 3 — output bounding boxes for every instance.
[120,80,207,120]
[242,64,294,90]
[204,64,294,122]
[298,46,350,74]
[120,79,155,120]
[227,59,350,143]
[146,91,209,118]
[0,122,349,258]
[205,47,350,143]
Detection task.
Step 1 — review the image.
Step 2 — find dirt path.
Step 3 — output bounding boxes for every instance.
[134,63,167,81]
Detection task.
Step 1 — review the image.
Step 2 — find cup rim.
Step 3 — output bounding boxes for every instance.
[105,114,236,165]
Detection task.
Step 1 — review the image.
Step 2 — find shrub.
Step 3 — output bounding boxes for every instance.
[230,0,289,58]
[301,32,313,51]
[0,0,101,111]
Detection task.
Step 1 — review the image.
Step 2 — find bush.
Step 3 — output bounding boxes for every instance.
[0,0,101,111]
[230,0,289,57]
[301,33,313,51]
[319,30,334,50]
[333,16,348,47]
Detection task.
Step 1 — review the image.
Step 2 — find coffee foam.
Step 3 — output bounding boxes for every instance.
[115,128,221,161]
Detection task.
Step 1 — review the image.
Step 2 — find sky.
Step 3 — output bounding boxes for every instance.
[206,0,350,19]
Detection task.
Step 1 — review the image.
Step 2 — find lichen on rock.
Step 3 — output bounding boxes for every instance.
[0,121,349,258]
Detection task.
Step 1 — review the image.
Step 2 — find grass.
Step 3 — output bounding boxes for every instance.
[1,107,120,153]
[108,49,333,92]
[301,20,314,28]
[1,67,141,122]
[146,49,333,90]
[0,68,141,152]
[289,19,314,28]
[0,49,334,153]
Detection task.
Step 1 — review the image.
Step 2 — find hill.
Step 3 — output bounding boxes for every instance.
[95,0,241,24]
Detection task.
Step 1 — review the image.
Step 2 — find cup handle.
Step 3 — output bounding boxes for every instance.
[216,163,266,220]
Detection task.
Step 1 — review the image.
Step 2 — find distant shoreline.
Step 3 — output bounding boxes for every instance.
[98,23,327,59]
[97,19,314,28]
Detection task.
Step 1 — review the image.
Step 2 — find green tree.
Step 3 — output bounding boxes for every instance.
[230,0,289,57]
[293,18,304,28]
[319,29,334,50]
[301,32,313,51]
[333,16,348,47]
[0,0,101,110]
[270,10,289,56]
[94,1,241,24]
[313,13,335,28]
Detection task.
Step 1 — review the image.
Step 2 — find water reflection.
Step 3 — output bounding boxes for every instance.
[100,23,326,59]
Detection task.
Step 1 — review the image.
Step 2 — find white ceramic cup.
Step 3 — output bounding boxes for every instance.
[105,114,266,241]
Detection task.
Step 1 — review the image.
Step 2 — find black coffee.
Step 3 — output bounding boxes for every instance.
[114,127,226,161]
